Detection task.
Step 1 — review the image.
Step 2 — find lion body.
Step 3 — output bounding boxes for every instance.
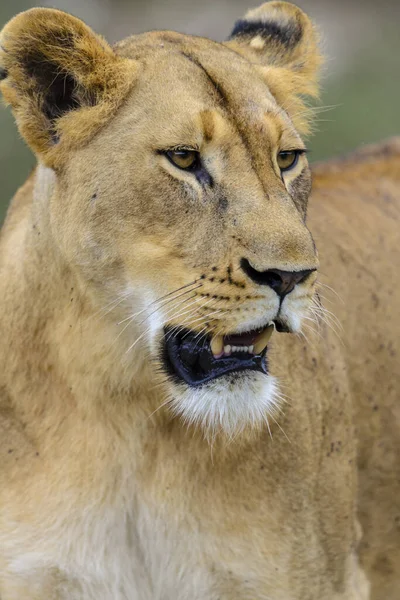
[0,140,398,599]
[0,4,399,599]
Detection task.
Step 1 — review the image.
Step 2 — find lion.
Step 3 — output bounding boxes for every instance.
[0,2,398,598]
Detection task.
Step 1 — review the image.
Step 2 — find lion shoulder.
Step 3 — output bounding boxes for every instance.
[312,137,400,192]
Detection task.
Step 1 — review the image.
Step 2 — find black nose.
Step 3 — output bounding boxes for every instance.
[240,258,315,298]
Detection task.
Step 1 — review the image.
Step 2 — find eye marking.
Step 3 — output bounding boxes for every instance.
[277,149,307,173]
[165,148,200,170]
[161,147,213,187]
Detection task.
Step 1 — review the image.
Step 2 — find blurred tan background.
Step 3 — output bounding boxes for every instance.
[1,0,399,223]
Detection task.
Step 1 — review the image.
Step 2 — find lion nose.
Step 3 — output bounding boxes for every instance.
[240,259,316,298]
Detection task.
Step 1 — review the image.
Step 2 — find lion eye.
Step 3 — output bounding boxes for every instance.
[277,150,300,172]
[166,149,199,170]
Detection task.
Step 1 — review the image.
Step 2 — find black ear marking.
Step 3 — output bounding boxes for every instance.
[22,49,82,111]
[229,18,302,49]
[40,64,81,121]
[19,41,94,140]
[12,28,94,139]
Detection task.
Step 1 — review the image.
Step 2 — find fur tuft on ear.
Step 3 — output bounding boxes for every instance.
[226,1,322,134]
[0,8,138,168]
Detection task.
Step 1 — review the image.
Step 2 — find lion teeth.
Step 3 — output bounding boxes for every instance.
[212,326,274,359]
[225,345,253,355]
[253,324,274,355]
[210,335,224,357]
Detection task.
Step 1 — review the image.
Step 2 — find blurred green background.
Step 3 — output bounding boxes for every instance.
[1,0,399,223]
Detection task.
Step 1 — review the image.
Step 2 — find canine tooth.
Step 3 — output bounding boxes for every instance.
[249,345,254,353]
[253,324,274,355]
[224,345,232,356]
[210,335,224,357]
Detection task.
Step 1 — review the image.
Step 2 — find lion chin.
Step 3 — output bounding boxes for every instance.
[167,372,280,438]
[152,320,283,438]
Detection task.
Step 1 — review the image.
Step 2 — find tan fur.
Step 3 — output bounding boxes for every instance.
[0,3,399,599]
[0,8,137,169]
[225,1,322,135]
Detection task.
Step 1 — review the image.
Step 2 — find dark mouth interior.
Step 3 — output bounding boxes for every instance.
[162,326,269,387]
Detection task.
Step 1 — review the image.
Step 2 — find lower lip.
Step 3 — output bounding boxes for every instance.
[162,327,269,387]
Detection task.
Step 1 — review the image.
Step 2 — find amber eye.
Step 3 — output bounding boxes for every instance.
[277,150,301,172]
[166,149,199,170]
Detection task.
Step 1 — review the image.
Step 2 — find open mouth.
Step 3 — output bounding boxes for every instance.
[162,323,274,386]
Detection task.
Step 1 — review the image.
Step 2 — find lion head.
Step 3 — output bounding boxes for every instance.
[0,2,321,436]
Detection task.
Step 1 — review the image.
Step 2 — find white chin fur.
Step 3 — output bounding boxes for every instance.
[167,372,280,438]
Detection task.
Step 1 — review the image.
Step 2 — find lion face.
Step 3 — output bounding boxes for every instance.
[0,2,321,435]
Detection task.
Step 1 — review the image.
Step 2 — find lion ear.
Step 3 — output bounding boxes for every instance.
[225,1,322,134]
[0,8,137,168]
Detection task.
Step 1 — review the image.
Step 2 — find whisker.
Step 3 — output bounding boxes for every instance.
[117,283,202,326]
[309,308,343,338]
[163,294,218,329]
[164,304,212,342]
[192,328,211,352]
[316,281,344,304]
[145,396,174,421]
[311,300,343,330]
[136,285,203,327]
[314,292,335,306]
[192,325,209,342]
[302,320,326,342]
[167,309,227,342]
[297,329,318,350]
[269,413,291,444]
[91,289,134,322]
[265,415,273,440]
[113,292,201,347]
[92,278,202,333]
[164,292,229,342]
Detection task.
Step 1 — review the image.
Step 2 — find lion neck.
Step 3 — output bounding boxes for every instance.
[4,166,166,428]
